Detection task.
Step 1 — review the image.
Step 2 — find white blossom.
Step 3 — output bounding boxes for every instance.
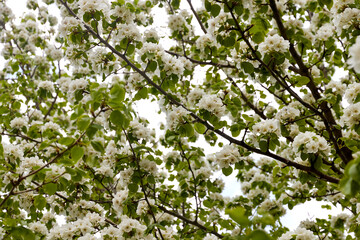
[168,14,187,32]
[78,0,110,19]
[258,34,290,54]
[348,37,360,73]
[315,23,335,41]
[252,119,280,136]
[213,144,240,168]
[341,102,360,127]
[293,131,330,155]
[68,78,88,92]
[279,227,317,240]
[198,94,225,117]
[38,80,55,92]
[10,117,28,129]
[29,221,48,235]
[345,82,360,103]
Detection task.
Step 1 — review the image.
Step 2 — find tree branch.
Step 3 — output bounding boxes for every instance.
[186,0,207,34]
[156,205,224,239]
[268,0,352,164]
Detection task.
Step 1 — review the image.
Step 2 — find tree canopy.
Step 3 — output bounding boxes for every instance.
[0,0,360,239]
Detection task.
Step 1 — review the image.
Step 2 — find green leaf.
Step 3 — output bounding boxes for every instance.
[127,44,135,55]
[71,146,84,162]
[225,206,251,226]
[222,166,233,176]
[223,36,235,47]
[205,0,211,11]
[91,19,98,29]
[295,76,310,87]
[252,32,264,44]
[109,84,126,109]
[91,141,105,153]
[183,123,194,137]
[258,213,275,226]
[128,183,138,193]
[93,11,101,21]
[147,61,157,72]
[34,195,47,210]
[120,38,129,49]
[314,157,322,170]
[247,229,273,240]
[234,4,243,16]
[259,140,268,152]
[194,123,206,134]
[134,87,148,100]
[75,89,83,101]
[280,125,289,137]
[43,183,57,195]
[11,63,20,72]
[211,4,221,17]
[83,12,91,22]
[58,137,74,146]
[86,124,100,139]
[321,0,333,9]
[110,110,128,129]
[171,0,180,9]
[0,142,3,159]
[272,166,280,178]
[339,176,359,196]
[9,227,35,240]
[241,62,254,74]
[77,116,91,131]
[300,152,308,161]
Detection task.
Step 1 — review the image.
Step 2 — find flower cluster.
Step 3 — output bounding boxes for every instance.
[258,34,290,54]
[129,119,154,141]
[10,117,28,129]
[198,94,225,117]
[78,0,110,19]
[344,82,360,103]
[333,7,360,34]
[293,131,330,154]
[252,119,280,136]
[117,215,146,237]
[326,80,346,96]
[341,102,360,127]
[166,106,188,130]
[348,37,360,73]
[115,23,141,41]
[212,144,241,168]
[196,34,217,50]
[161,54,186,76]
[276,106,300,121]
[68,78,88,92]
[112,189,129,215]
[110,4,133,22]
[316,23,336,41]
[38,80,55,92]
[279,227,316,240]
[168,14,187,32]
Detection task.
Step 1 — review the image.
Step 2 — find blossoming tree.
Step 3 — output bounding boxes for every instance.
[0,0,360,239]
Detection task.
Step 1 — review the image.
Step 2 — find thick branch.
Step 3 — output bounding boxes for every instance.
[268,0,352,164]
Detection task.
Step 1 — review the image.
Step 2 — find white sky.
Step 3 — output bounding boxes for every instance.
[2,0,351,232]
